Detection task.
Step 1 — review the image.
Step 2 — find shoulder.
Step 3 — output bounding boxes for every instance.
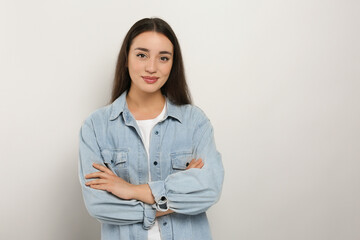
[175,104,211,128]
[182,104,208,119]
[175,104,215,142]
[81,104,112,128]
[82,92,126,127]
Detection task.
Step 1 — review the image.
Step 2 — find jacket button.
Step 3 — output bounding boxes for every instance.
[153,161,158,166]
[186,162,189,167]
[155,131,159,135]
[163,222,167,226]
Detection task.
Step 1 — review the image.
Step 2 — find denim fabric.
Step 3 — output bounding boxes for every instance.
[79,92,224,240]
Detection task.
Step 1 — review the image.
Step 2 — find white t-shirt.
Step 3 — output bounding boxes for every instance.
[136,102,166,240]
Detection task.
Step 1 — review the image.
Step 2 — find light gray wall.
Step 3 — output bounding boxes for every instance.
[1,0,359,239]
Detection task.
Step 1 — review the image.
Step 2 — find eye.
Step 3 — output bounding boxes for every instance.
[160,56,170,62]
[136,53,147,58]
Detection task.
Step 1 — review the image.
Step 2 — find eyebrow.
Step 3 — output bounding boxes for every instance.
[134,47,172,55]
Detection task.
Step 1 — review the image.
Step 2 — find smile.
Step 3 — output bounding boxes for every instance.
[142,76,159,84]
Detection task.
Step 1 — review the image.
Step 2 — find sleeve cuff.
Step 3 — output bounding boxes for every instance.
[143,203,156,230]
[148,181,169,212]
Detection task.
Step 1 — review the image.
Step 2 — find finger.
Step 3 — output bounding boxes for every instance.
[88,184,109,192]
[198,161,204,169]
[92,163,116,176]
[192,159,203,169]
[85,171,107,179]
[187,158,203,169]
[85,179,108,186]
[186,159,197,169]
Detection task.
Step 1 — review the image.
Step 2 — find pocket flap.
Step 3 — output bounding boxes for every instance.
[171,151,193,170]
[101,149,128,165]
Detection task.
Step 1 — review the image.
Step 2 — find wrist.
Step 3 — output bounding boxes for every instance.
[133,184,155,205]
[156,209,174,217]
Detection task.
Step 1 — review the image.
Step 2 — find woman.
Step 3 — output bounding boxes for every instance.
[79,17,224,240]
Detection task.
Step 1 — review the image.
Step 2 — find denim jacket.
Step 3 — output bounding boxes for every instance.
[79,92,224,240]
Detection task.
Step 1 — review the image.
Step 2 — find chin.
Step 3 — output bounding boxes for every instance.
[139,86,162,95]
[143,83,166,93]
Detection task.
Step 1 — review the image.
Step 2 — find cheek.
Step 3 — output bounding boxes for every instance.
[128,59,143,75]
[161,62,173,76]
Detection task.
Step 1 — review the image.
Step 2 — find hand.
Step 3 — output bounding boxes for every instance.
[85,158,204,206]
[85,163,135,200]
[186,158,204,170]
[156,158,204,218]
[156,209,174,217]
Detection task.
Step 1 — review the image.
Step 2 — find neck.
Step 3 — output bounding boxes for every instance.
[126,89,165,120]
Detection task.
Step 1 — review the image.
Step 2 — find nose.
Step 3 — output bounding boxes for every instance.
[145,58,157,74]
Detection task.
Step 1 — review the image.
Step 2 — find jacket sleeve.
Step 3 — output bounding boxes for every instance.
[148,117,224,215]
[78,117,156,229]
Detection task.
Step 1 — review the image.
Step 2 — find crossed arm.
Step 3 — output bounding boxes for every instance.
[79,116,223,227]
[85,158,204,217]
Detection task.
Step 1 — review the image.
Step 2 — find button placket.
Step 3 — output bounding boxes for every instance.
[159,216,171,239]
[150,126,161,181]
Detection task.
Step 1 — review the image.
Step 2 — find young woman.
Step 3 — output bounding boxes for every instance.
[79,18,224,240]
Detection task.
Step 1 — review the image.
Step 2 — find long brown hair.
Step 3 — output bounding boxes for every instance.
[110,18,192,105]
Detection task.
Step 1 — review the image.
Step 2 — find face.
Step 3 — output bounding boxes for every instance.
[127,31,173,96]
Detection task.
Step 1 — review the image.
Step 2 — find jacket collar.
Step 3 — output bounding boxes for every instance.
[109,91,183,123]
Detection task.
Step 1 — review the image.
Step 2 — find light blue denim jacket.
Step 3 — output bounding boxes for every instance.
[79,92,224,240]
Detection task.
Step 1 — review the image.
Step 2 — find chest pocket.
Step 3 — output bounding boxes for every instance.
[101,149,130,182]
[170,151,193,173]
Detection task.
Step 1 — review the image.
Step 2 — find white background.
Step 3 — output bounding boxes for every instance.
[1,0,360,239]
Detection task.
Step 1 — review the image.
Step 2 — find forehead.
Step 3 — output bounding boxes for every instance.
[130,31,173,52]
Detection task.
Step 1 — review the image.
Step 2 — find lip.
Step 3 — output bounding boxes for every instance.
[142,76,159,84]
